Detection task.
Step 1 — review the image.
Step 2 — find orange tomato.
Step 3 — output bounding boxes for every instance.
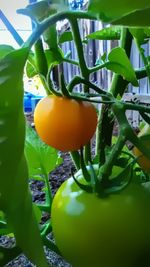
[34,95,97,152]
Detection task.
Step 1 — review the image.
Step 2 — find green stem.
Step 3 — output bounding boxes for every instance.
[124,102,150,113]
[70,151,81,170]
[68,76,107,95]
[88,62,106,74]
[100,132,126,186]
[110,28,133,97]
[113,102,150,161]
[69,18,89,87]
[34,38,48,77]
[135,40,150,83]
[135,67,147,80]
[63,57,79,66]
[41,166,52,210]
[23,11,97,49]
[47,67,62,96]
[95,28,133,162]
[69,17,91,163]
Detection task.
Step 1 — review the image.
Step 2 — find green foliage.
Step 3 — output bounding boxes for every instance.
[58,31,73,44]
[25,124,62,179]
[86,26,121,40]
[0,45,14,60]
[88,0,150,26]
[105,47,138,86]
[0,48,48,267]
[112,6,150,27]
[129,27,150,45]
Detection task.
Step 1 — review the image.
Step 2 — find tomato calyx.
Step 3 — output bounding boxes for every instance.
[72,153,139,196]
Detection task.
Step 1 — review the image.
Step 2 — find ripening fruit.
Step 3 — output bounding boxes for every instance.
[34,95,97,152]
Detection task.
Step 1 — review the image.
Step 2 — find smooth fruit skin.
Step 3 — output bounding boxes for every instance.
[51,168,150,267]
[34,95,97,152]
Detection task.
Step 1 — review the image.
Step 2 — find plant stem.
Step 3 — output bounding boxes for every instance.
[88,62,106,74]
[112,102,150,161]
[70,151,81,170]
[23,11,97,49]
[95,28,133,162]
[135,40,150,84]
[69,17,91,163]
[63,57,79,66]
[69,18,89,89]
[68,76,107,95]
[41,166,52,210]
[34,38,48,77]
[123,102,150,113]
[110,28,133,97]
[100,132,126,186]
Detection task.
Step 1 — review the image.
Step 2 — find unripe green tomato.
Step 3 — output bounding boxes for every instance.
[51,166,150,267]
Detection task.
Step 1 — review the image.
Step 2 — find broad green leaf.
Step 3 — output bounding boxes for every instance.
[0,45,14,60]
[18,1,58,49]
[88,0,150,24]
[45,47,64,67]
[86,26,121,40]
[144,28,150,36]
[129,27,150,45]
[17,1,51,21]
[105,47,138,86]
[112,6,150,27]
[58,31,73,44]
[26,60,38,78]
[25,125,62,178]
[129,28,148,45]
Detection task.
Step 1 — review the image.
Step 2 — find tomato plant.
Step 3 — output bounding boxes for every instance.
[34,95,97,152]
[51,166,150,267]
[1,1,150,266]
[133,124,150,173]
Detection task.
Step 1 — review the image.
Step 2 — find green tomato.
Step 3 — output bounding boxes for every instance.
[51,167,150,267]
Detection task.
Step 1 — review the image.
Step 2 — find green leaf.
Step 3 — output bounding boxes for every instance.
[25,125,62,178]
[33,204,42,224]
[86,26,121,40]
[45,47,64,67]
[129,28,150,45]
[112,6,150,27]
[129,28,147,45]
[0,45,14,60]
[88,0,150,25]
[58,31,73,44]
[105,47,138,86]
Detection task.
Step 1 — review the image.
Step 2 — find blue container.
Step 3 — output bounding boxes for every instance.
[31,96,43,111]
[24,92,43,112]
[24,92,33,112]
